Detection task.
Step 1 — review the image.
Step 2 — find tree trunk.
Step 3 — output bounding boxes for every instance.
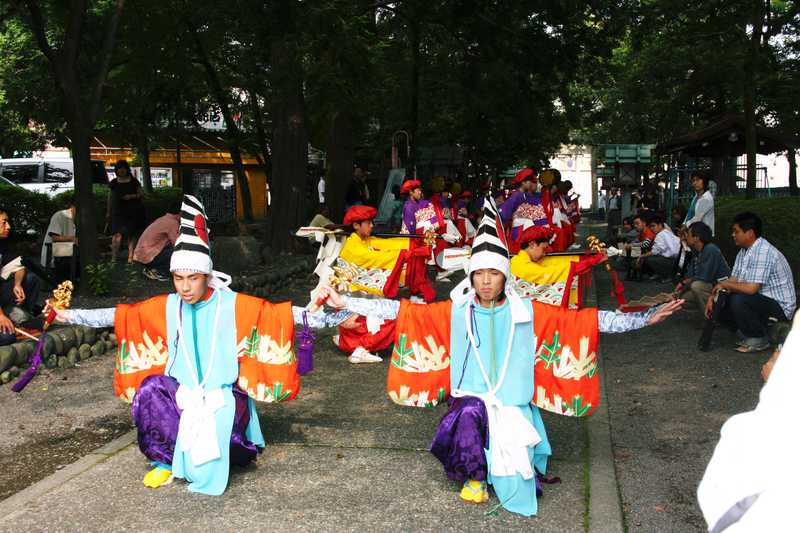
[326,110,354,223]
[408,19,420,173]
[69,123,99,278]
[138,134,153,192]
[710,156,726,194]
[265,38,308,253]
[229,144,255,218]
[743,0,764,199]
[788,149,798,196]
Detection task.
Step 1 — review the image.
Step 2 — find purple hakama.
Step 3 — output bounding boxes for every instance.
[131,375,259,468]
[430,396,489,482]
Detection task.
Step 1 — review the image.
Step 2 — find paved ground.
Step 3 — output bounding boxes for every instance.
[0,326,588,532]
[0,262,592,532]
[8,223,758,532]
[595,254,767,532]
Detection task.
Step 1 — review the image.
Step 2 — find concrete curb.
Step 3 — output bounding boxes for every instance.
[0,429,136,519]
[585,271,625,533]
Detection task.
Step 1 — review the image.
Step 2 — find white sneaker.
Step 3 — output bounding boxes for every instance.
[332,334,340,347]
[348,346,382,364]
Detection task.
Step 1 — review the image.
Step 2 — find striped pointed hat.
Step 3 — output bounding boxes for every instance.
[468,197,510,278]
[170,194,231,289]
[450,197,529,321]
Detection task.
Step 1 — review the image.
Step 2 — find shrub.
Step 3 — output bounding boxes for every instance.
[0,185,56,236]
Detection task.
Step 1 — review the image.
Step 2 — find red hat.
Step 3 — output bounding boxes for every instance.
[512,168,537,186]
[400,179,422,195]
[460,191,473,199]
[519,226,554,246]
[343,205,377,226]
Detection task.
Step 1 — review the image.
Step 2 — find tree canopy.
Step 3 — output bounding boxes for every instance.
[1,0,799,257]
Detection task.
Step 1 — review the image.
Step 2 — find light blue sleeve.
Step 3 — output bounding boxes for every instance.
[60,308,116,328]
[598,306,658,333]
[291,306,353,329]
[342,296,401,320]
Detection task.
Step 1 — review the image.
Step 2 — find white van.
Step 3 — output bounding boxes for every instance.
[0,158,108,197]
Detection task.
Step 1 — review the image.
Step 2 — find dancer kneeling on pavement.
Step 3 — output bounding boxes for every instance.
[46,195,341,495]
[318,199,683,516]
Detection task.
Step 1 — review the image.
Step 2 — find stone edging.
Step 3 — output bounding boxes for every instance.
[585,272,625,533]
[0,326,117,386]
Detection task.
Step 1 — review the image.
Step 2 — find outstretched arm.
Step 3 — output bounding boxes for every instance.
[598,300,683,333]
[315,286,401,321]
[291,306,353,329]
[48,306,116,328]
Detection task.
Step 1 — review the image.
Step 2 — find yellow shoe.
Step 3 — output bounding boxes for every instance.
[143,466,173,488]
[460,479,489,504]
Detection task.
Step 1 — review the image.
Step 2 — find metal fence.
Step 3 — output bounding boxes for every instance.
[665,165,770,215]
[191,169,236,223]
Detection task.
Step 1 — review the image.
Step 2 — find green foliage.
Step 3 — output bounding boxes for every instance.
[142,188,184,224]
[85,263,114,296]
[715,197,800,283]
[0,185,57,236]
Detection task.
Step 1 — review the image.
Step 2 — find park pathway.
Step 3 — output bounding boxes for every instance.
[0,315,588,532]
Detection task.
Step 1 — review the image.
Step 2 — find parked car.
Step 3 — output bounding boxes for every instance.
[0,157,108,197]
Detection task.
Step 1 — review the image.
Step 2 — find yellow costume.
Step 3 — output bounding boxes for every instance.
[338,233,410,295]
[510,251,579,306]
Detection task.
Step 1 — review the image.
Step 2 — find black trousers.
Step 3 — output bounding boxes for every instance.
[0,270,41,315]
[640,255,675,279]
[720,292,787,339]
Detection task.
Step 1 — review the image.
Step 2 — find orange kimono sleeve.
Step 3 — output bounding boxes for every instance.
[532,301,600,417]
[387,299,452,407]
[234,294,300,403]
[114,295,169,402]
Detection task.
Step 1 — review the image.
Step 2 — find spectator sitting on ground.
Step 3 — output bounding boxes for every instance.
[676,221,730,310]
[638,215,681,282]
[683,171,715,235]
[40,195,77,281]
[705,212,796,353]
[620,216,639,243]
[614,216,639,269]
[0,208,42,346]
[625,213,656,281]
[133,201,181,281]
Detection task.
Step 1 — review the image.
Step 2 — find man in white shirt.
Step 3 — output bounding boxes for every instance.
[40,199,77,270]
[317,175,326,205]
[683,172,715,235]
[641,215,680,281]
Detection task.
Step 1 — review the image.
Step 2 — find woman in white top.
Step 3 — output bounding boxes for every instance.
[683,173,715,235]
